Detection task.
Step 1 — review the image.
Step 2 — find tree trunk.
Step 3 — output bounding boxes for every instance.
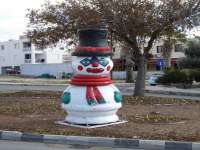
[126,66,134,83]
[164,57,171,68]
[134,55,146,96]
[125,55,134,83]
[110,69,113,79]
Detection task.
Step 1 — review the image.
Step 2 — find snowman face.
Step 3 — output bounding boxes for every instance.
[72,56,113,75]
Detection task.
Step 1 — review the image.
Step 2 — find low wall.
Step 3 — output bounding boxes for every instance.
[21,63,162,80]
[112,71,162,80]
[21,63,72,78]
[112,71,127,80]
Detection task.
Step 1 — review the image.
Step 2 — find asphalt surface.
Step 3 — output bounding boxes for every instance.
[0,84,65,92]
[0,140,143,150]
[0,84,199,100]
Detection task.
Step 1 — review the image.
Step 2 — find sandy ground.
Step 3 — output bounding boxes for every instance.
[0,91,200,142]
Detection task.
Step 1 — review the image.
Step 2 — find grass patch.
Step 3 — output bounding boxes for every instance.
[0,91,200,141]
[0,99,64,115]
[130,111,185,124]
[123,96,198,105]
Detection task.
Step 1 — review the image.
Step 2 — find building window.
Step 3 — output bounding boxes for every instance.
[25,54,31,59]
[23,42,31,48]
[157,46,163,53]
[41,59,45,63]
[113,47,116,52]
[175,44,184,52]
[1,45,5,50]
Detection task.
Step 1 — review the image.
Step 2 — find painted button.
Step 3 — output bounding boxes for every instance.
[114,91,122,103]
[62,92,71,104]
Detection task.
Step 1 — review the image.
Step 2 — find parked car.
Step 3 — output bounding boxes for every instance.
[5,68,20,75]
[148,73,164,86]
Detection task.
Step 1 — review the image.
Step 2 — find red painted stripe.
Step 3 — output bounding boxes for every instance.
[70,74,112,86]
[73,75,110,79]
[72,78,112,82]
[75,46,111,52]
[86,86,95,100]
[93,86,104,102]
[70,81,112,86]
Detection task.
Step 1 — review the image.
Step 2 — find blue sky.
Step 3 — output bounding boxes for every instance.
[0,0,199,42]
[0,0,61,41]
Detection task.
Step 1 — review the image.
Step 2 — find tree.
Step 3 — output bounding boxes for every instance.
[161,33,187,68]
[27,0,200,96]
[161,37,173,68]
[125,54,135,83]
[121,43,135,83]
[179,39,200,69]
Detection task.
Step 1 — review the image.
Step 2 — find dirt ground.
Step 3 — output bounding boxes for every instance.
[0,91,200,142]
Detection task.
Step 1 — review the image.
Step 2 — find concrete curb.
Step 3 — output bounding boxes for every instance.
[0,130,200,150]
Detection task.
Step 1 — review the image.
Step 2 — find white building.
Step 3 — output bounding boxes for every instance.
[147,39,186,70]
[151,39,185,60]
[111,38,186,71]
[0,36,68,74]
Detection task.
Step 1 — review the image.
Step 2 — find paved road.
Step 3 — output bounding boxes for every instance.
[0,140,144,150]
[0,84,199,100]
[0,84,66,92]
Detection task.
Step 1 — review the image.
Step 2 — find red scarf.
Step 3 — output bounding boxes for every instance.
[70,75,112,105]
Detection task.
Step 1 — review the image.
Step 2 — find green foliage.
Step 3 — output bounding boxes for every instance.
[62,72,73,79]
[38,73,56,79]
[157,68,192,85]
[179,39,200,69]
[190,69,200,82]
[180,58,200,69]
[185,40,200,58]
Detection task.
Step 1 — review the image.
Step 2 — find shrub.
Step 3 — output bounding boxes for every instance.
[38,74,56,79]
[157,68,192,85]
[179,39,200,69]
[61,72,73,79]
[190,69,200,82]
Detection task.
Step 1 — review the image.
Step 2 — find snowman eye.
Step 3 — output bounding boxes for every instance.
[99,58,109,66]
[80,58,91,66]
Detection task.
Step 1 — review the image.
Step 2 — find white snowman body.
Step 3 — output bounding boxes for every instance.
[61,56,122,124]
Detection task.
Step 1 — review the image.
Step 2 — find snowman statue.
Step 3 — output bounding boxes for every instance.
[61,27,123,126]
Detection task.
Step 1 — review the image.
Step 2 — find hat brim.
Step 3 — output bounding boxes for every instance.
[72,46,113,56]
[72,50,113,56]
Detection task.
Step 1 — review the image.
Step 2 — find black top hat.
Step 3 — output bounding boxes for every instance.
[72,28,112,56]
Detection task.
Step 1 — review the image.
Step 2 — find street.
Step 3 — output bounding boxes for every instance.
[0,84,199,100]
[0,140,144,150]
[0,84,66,92]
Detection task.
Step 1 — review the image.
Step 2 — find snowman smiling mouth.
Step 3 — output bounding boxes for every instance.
[86,68,104,73]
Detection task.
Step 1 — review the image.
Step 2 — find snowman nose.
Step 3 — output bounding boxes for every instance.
[91,61,99,67]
